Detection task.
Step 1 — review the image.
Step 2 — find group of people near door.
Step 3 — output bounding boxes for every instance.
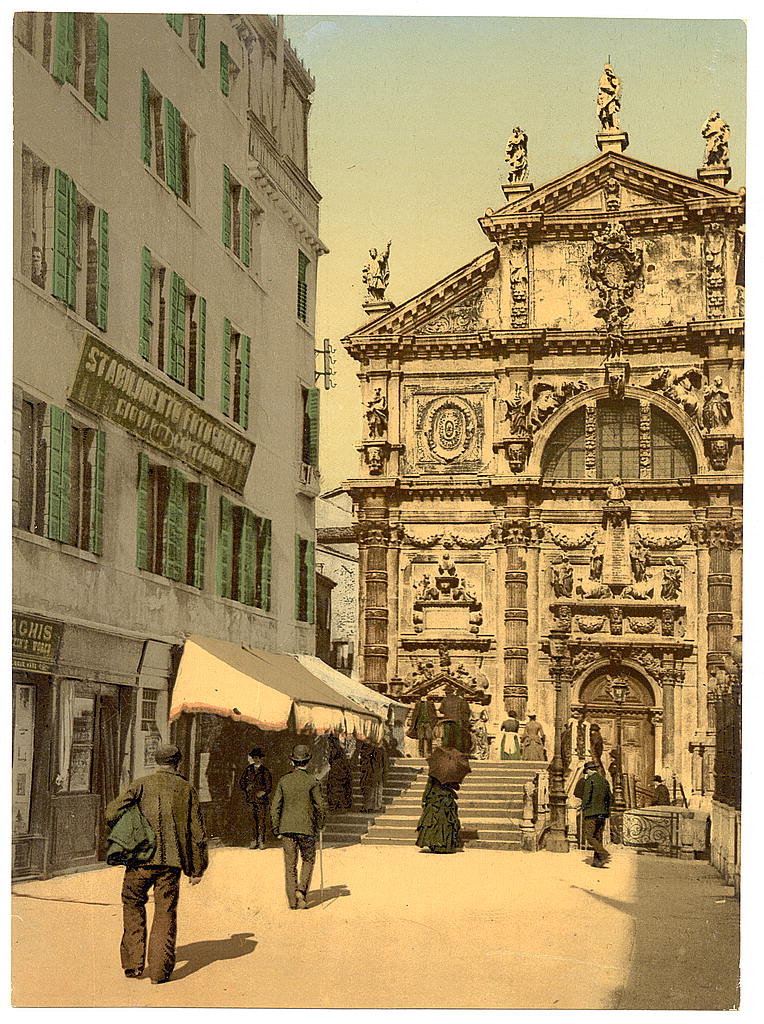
[407,687,495,757]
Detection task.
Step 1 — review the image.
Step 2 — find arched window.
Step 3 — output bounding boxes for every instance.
[541,399,695,480]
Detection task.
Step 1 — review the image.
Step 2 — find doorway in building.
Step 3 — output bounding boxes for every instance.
[578,670,656,803]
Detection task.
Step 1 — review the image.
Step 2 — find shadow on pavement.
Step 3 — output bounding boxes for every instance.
[171,932,257,981]
[306,884,351,909]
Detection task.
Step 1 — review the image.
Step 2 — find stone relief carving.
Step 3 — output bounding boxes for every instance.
[548,528,596,551]
[496,519,545,546]
[550,558,574,598]
[509,241,530,328]
[703,223,726,319]
[417,393,483,467]
[507,442,530,474]
[621,577,655,600]
[645,367,703,426]
[505,126,529,183]
[422,293,482,334]
[502,382,532,436]
[639,401,651,476]
[584,403,598,478]
[587,222,644,360]
[632,529,688,550]
[604,176,621,211]
[702,376,733,431]
[597,64,622,130]
[529,379,589,433]
[610,606,623,635]
[689,519,742,550]
[362,240,391,302]
[702,111,730,167]
[364,444,386,476]
[576,581,613,600]
[365,388,389,438]
[400,529,491,550]
[570,648,600,675]
[627,617,658,634]
[661,558,682,600]
[576,615,607,634]
[631,648,664,678]
[706,436,733,471]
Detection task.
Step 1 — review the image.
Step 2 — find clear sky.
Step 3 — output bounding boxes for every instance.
[283,16,747,490]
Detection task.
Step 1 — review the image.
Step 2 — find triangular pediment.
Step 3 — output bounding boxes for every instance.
[484,151,738,222]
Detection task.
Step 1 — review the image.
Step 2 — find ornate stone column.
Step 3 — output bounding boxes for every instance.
[501,513,532,718]
[357,499,391,692]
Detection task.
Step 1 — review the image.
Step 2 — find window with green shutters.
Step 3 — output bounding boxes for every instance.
[52,14,108,118]
[294,535,315,623]
[189,14,205,66]
[165,13,183,35]
[51,168,108,328]
[141,71,192,204]
[20,147,51,290]
[220,41,230,95]
[221,319,250,428]
[218,501,272,608]
[52,168,76,307]
[306,388,320,467]
[222,166,252,266]
[297,250,310,322]
[136,455,205,587]
[46,405,105,553]
[167,271,186,384]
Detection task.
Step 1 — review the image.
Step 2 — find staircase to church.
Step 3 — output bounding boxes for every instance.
[359,758,548,851]
[320,760,425,847]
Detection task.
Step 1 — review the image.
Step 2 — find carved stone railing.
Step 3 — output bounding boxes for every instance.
[551,597,687,639]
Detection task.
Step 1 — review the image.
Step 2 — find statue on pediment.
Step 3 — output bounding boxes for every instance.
[505,126,529,183]
[363,240,391,301]
[702,111,730,167]
[365,388,389,438]
[597,64,622,130]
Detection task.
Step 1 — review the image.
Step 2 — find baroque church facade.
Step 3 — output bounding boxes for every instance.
[343,93,743,806]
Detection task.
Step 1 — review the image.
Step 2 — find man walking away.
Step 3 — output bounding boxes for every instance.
[580,761,612,868]
[105,743,207,984]
[271,744,327,910]
[239,747,273,848]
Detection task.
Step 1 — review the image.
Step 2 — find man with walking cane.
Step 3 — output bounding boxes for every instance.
[271,744,327,910]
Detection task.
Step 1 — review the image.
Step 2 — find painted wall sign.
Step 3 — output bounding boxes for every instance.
[12,612,63,674]
[70,336,255,493]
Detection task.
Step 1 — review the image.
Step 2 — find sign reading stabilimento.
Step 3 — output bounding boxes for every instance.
[71,336,255,492]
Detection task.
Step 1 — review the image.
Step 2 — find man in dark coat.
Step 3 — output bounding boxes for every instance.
[580,761,612,868]
[105,743,207,984]
[408,697,438,756]
[239,747,273,849]
[589,723,605,775]
[270,744,327,910]
[439,687,464,750]
[650,774,671,806]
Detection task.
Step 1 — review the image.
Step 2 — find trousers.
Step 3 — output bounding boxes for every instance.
[120,865,181,981]
[582,815,608,862]
[281,834,316,908]
[251,802,269,844]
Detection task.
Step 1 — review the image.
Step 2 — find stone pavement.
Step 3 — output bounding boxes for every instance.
[11,844,739,1009]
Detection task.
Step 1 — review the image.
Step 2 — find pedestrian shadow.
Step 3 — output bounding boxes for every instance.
[171,932,257,981]
[306,884,351,909]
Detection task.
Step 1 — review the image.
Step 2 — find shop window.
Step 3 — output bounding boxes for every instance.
[217,498,272,609]
[140,687,162,770]
[141,70,193,204]
[221,318,250,428]
[59,691,96,793]
[12,683,36,835]
[136,455,206,587]
[295,534,315,623]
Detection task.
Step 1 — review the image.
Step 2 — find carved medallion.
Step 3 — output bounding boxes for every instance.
[421,293,482,334]
[415,392,485,470]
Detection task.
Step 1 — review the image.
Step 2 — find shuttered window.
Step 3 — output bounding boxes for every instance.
[294,535,315,622]
[194,15,205,66]
[52,169,75,306]
[220,41,230,95]
[165,13,183,35]
[217,496,233,599]
[238,334,250,429]
[52,14,108,117]
[218,501,272,608]
[52,12,75,85]
[52,169,108,326]
[94,16,109,117]
[47,406,71,543]
[221,318,232,416]
[46,405,105,552]
[140,70,152,165]
[139,247,152,359]
[167,271,186,383]
[136,453,149,570]
[241,187,251,267]
[96,208,109,330]
[222,165,232,248]
[164,97,182,196]
[259,518,272,612]
[195,297,206,399]
[306,388,320,467]
[90,429,106,555]
[222,321,251,428]
[142,72,191,203]
[137,456,204,586]
[297,250,309,322]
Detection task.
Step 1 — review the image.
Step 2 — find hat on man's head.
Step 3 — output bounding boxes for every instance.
[652,774,664,782]
[590,723,601,731]
[583,761,599,772]
[291,744,311,765]
[155,743,181,765]
[249,747,264,759]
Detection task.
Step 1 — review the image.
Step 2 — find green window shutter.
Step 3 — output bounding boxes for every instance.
[52,169,71,302]
[95,16,109,118]
[196,15,206,66]
[260,518,272,612]
[47,406,63,540]
[139,247,152,359]
[241,187,251,267]
[306,539,315,625]
[52,12,75,84]
[140,70,152,166]
[164,97,179,194]
[195,296,206,398]
[96,209,109,330]
[295,534,302,620]
[220,41,230,95]
[66,174,77,308]
[307,387,320,468]
[163,468,188,582]
[238,334,250,429]
[89,430,106,555]
[222,165,231,248]
[136,452,149,570]
[238,509,255,605]
[221,318,231,415]
[297,250,309,322]
[192,483,206,589]
[217,496,233,599]
[168,272,186,383]
[166,14,183,35]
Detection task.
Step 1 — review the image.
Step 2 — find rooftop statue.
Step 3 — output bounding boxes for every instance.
[505,126,529,183]
[702,111,730,167]
[362,240,392,302]
[597,64,622,130]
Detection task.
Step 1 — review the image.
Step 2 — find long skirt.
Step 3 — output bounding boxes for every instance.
[500,732,522,760]
[416,778,462,853]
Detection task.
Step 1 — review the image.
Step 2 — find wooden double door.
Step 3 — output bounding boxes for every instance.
[590,710,655,794]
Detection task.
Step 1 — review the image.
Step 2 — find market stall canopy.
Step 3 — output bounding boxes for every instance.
[296,655,407,717]
[169,636,381,738]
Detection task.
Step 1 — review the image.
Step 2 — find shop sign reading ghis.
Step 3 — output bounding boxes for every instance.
[71,337,255,493]
[13,611,63,673]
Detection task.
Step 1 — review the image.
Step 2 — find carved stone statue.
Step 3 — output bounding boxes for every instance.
[597,64,622,130]
[365,388,389,438]
[505,126,529,183]
[702,111,730,167]
[702,377,733,431]
[630,541,648,583]
[576,581,613,600]
[551,559,574,599]
[621,578,655,600]
[604,176,621,211]
[646,367,703,426]
[606,476,626,502]
[661,558,682,601]
[362,240,391,301]
[704,223,726,281]
[590,544,604,582]
[503,382,531,436]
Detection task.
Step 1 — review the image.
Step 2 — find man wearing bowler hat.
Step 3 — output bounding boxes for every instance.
[105,743,208,984]
[580,760,612,868]
[270,744,327,909]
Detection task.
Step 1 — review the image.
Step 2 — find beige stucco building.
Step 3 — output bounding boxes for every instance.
[12,13,325,876]
[343,111,743,820]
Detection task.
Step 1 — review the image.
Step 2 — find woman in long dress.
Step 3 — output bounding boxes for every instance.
[415,776,462,853]
[500,710,522,760]
[325,733,352,811]
[522,714,547,761]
